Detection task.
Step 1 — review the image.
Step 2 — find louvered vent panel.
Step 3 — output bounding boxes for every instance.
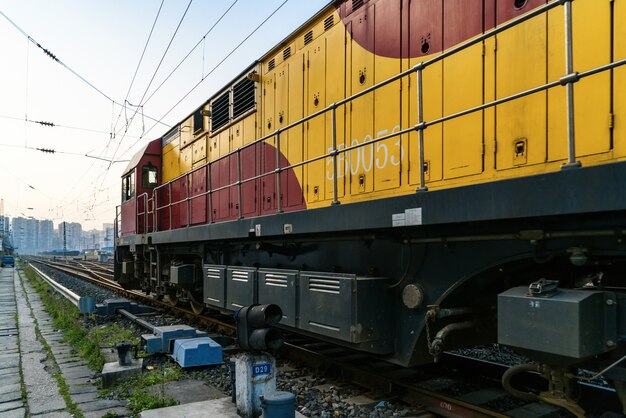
[267,58,275,71]
[162,127,180,146]
[309,277,341,294]
[231,269,250,282]
[264,273,288,288]
[304,30,313,45]
[324,15,334,31]
[210,92,230,132]
[283,47,291,60]
[352,0,364,11]
[205,267,221,280]
[232,77,255,119]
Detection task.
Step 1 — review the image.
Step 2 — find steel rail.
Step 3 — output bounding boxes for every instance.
[29,264,81,308]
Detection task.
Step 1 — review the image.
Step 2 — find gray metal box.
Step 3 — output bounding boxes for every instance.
[498,287,616,360]
[203,265,226,308]
[170,264,194,288]
[258,269,298,327]
[298,271,393,348]
[226,266,257,310]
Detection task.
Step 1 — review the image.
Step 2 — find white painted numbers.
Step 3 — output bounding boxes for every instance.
[326,125,404,180]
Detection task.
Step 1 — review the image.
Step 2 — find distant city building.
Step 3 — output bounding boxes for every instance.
[8,216,109,255]
[57,222,82,253]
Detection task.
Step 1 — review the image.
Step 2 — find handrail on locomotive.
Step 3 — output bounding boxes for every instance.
[117,0,626,235]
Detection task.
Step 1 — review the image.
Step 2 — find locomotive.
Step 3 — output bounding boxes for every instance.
[116,0,626,414]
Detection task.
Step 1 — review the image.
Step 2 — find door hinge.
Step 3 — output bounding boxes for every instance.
[609,113,615,129]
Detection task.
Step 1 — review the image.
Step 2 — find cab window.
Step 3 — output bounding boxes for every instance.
[142,165,158,188]
[122,172,135,201]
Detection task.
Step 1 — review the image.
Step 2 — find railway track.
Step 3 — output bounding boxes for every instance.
[27,257,620,418]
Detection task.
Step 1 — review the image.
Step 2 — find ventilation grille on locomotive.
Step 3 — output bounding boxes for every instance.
[232,77,255,119]
[264,273,289,288]
[211,92,230,132]
[283,47,291,60]
[324,15,334,31]
[352,0,364,11]
[308,277,341,294]
[267,58,275,72]
[162,127,180,147]
[304,30,313,45]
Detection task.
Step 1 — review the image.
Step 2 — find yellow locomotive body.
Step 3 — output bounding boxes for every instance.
[159,0,623,213]
[117,2,626,411]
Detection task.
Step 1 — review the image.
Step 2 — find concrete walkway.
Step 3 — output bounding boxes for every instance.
[0,267,128,418]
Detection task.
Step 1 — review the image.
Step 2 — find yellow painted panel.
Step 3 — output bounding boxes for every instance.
[373,3,402,193]
[443,43,483,179]
[614,0,626,157]
[287,53,305,204]
[483,36,496,172]
[305,37,326,202]
[217,129,230,159]
[162,146,180,183]
[547,0,611,161]
[496,14,547,170]
[180,116,193,148]
[262,72,275,137]
[242,115,257,145]
[162,134,179,154]
[231,121,243,150]
[180,146,192,174]
[208,134,219,162]
[324,24,346,199]
[408,61,443,186]
[349,21,374,196]
[276,63,289,130]
[275,62,290,169]
[192,158,206,169]
[192,136,207,164]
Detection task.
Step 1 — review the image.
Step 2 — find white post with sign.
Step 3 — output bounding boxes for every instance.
[235,352,276,418]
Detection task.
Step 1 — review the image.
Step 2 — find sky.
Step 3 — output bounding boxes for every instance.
[0,0,329,230]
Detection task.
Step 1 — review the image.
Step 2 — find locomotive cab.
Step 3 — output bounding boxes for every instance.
[119,138,162,236]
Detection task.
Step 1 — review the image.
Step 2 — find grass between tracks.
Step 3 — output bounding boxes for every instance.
[23,265,105,371]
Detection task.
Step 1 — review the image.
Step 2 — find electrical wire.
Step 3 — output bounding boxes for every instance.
[0,142,129,163]
[124,0,290,154]
[0,9,169,128]
[142,0,239,107]
[111,0,165,137]
[105,0,194,179]
[0,113,141,138]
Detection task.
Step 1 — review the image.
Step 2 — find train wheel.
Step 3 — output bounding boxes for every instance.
[188,291,205,315]
[167,291,179,307]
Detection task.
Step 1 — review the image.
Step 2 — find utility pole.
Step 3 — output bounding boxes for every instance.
[63,222,67,262]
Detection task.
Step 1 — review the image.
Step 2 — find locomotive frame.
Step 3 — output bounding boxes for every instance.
[116,0,626,413]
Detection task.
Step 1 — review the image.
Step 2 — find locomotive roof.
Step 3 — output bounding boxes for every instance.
[160,1,337,141]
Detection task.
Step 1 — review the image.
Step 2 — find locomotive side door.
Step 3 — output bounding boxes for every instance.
[305,34,327,203]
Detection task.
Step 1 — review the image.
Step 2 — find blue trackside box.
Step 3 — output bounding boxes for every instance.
[142,325,207,354]
[171,337,223,368]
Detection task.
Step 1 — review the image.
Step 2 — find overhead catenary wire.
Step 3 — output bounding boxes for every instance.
[105,0,194,177]
[142,0,240,107]
[0,9,169,128]
[111,0,165,137]
[0,142,129,163]
[124,0,290,155]
[0,113,141,138]
[107,0,238,160]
